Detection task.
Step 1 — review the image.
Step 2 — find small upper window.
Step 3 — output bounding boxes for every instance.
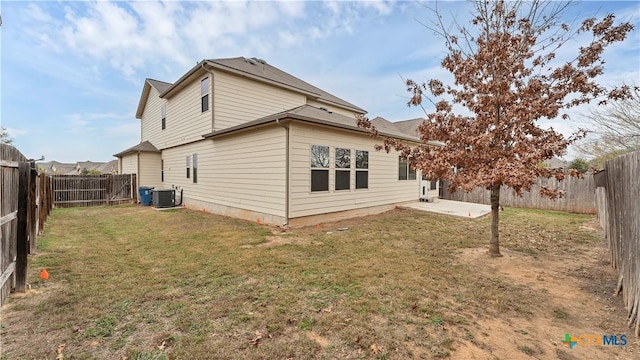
[161,104,166,130]
[201,77,209,112]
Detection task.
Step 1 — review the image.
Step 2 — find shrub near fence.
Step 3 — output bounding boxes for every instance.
[52,174,137,208]
[440,175,596,214]
[597,150,640,337]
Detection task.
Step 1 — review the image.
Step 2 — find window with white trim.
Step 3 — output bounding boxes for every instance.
[186,155,191,179]
[399,157,416,180]
[192,153,198,184]
[356,150,368,189]
[201,77,209,112]
[310,145,329,192]
[161,104,166,130]
[335,148,351,191]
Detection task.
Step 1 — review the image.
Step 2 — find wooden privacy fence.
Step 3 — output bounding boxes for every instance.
[596,150,640,336]
[440,175,596,213]
[52,174,137,208]
[1,144,53,306]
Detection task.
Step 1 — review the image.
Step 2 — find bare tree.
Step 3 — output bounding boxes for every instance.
[0,126,13,145]
[576,85,640,168]
[358,0,634,256]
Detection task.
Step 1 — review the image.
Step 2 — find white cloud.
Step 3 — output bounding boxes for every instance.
[277,0,306,17]
[66,112,132,135]
[358,0,394,16]
[105,121,139,137]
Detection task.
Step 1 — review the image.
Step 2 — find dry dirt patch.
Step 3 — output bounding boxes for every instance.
[453,245,640,359]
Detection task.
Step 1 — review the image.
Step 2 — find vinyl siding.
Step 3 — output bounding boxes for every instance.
[141,78,212,149]
[120,154,138,176]
[140,87,163,144]
[139,152,162,188]
[162,125,287,217]
[306,99,362,118]
[289,122,419,218]
[213,70,306,131]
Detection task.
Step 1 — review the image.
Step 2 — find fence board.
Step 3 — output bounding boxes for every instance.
[52,174,136,208]
[1,143,27,304]
[441,175,596,213]
[15,162,29,292]
[598,150,640,336]
[0,143,53,305]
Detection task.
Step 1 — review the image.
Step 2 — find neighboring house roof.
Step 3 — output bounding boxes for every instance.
[93,160,119,174]
[139,57,364,119]
[113,140,161,157]
[37,161,78,175]
[135,78,173,119]
[203,105,439,144]
[543,157,568,169]
[37,160,119,175]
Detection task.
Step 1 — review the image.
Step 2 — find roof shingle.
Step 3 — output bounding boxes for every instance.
[113,141,160,157]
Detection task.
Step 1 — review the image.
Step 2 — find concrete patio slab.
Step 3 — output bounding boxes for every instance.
[401,199,491,219]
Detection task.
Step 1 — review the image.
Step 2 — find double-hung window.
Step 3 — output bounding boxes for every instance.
[186,155,191,179]
[192,154,198,184]
[399,157,416,180]
[201,77,209,112]
[355,150,368,189]
[310,145,329,192]
[161,104,166,130]
[335,148,351,191]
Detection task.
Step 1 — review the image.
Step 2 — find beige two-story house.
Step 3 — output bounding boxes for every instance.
[114,57,439,226]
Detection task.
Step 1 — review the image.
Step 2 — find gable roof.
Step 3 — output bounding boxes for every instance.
[203,105,426,143]
[135,78,173,118]
[151,57,364,115]
[388,117,446,147]
[392,118,426,137]
[113,140,160,157]
[147,78,172,93]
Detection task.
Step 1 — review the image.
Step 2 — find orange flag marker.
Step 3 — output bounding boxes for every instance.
[40,268,49,281]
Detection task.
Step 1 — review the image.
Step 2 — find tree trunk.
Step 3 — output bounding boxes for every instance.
[489,184,503,257]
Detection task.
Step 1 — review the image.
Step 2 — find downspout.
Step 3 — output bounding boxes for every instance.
[275,118,289,226]
[200,61,215,132]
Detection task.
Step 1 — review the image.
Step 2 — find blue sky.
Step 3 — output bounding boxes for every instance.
[1,0,639,162]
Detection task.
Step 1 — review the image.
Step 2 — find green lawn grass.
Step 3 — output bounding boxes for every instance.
[1,205,601,359]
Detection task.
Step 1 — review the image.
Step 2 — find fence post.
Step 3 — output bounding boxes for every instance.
[15,162,30,292]
[38,174,45,235]
[106,175,112,205]
[132,174,137,203]
[28,163,37,254]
